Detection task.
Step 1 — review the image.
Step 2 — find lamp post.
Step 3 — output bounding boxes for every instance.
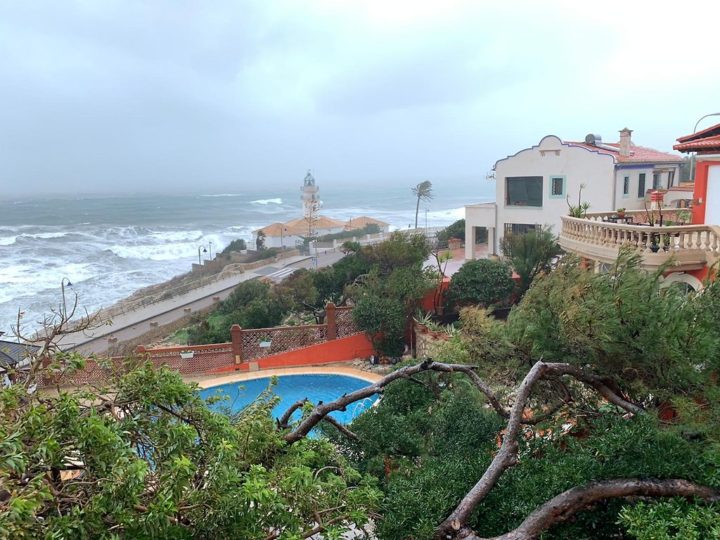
[197,245,207,265]
[61,278,73,318]
[690,112,720,181]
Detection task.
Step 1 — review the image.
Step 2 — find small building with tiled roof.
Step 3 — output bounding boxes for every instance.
[465,128,687,258]
[344,216,390,233]
[0,339,40,383]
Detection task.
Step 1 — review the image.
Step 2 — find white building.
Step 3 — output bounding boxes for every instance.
[465,128,686,258]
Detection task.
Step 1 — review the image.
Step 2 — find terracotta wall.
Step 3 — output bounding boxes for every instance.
[212,332,375,374]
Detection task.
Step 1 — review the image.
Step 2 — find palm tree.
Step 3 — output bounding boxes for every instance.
[411,180,433,229]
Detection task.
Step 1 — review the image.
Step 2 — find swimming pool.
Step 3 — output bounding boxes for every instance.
[199,374,377,425]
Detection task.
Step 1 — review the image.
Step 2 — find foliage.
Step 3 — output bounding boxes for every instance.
[315,223,380,243]
[255,230,266,251]
[436,218,466,243]
[0,363,381,539]
[500,225,562,295]
[352,293,407,356]
[619,499,720,539]
[411,180,433,229]
[566,183,590,217]
[220,238,247,255]
[349,234,433,355]
[188,281,286,343]
[445,258,515,309]
[505,250,720,400]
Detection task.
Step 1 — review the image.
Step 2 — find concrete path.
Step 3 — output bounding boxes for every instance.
[65,249,346,355]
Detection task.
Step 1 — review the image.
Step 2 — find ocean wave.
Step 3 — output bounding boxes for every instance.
[148,230,204,243]
[200,193,244,198]
[0,262,94,304]
[251,198,283,205]
[0,236,17,246]
[22,232,69,240]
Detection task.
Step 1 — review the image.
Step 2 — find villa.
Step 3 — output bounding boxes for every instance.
[555,124,720,291]
[464,128,688,258]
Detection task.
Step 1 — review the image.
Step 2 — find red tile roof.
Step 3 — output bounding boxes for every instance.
[674,134,720,153]
[674,123,720,153]
[676,122,720,143]
[567,141,682,164]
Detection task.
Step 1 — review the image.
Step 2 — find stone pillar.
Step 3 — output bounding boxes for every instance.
[231,324,243,364]
[325,302,337,340]
[488,227,496,256]
[465,223,476,260]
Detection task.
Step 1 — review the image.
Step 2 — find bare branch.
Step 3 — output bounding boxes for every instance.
[284,359,481,444]
[322,415,359,441]
[452,479,720,540]
[277,399,308,429]
[435,361,645,538]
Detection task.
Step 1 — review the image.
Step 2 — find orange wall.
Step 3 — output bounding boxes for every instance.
[212,333,376,374]
[693,161,711,224]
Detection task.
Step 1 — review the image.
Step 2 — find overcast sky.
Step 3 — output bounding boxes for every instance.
[1,0,719,197]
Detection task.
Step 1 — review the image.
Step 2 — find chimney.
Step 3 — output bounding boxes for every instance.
[619,127,633,157]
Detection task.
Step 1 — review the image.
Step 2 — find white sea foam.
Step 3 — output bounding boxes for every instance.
[201,193,244,198]
[23,232,69,240]
[0,236,17,246]
[148,230,204,243]
[251,198,283,205]
[0,262,95,304]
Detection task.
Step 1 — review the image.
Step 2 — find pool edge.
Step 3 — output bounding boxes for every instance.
[191,365,383,389]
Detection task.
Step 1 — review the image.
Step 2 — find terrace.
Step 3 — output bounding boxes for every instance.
[559,209,720,272]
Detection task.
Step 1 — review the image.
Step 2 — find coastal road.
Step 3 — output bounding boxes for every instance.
[66,248,348,355]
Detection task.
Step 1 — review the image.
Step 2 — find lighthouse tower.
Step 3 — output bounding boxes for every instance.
[301,170,320,218]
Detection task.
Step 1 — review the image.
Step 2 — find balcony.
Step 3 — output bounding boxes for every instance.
[559,210,720,272]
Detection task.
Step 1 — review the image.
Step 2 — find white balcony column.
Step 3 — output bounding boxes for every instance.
[488,227,496,256]
[465,222,477,260]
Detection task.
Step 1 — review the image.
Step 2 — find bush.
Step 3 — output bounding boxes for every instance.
[446,259,515,309]
[220,238,247,255]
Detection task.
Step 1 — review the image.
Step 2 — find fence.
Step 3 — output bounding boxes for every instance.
[52,303,361,385]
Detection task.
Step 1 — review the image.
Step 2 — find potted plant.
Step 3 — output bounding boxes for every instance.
[616,207,626,219]
[180,350,195,359]
[678,209,692,225]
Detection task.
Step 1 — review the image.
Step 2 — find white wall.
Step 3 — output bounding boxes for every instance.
[613,164,682,211]
[493,136,615,252]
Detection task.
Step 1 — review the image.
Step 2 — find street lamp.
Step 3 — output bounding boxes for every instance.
[690,112,720,181]
[61,278,73,318]
[197,245,207,265]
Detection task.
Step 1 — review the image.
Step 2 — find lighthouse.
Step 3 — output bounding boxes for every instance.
[301,170,320,219]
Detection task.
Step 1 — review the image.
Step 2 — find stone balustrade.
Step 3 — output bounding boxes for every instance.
[560,216,720,272]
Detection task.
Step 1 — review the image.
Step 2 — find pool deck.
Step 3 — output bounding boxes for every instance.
[187,363,383,389]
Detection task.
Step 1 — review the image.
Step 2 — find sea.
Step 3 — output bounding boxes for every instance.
[0,180,493,335]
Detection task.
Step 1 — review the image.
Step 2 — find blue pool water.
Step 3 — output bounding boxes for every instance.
[199,374,377,425]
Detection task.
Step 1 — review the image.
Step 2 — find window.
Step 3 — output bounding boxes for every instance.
[637,173,646,198]
[549,175,565,198]
[504,223,537,236]
[505,176,543,207]
[623,176,630,196]
[668,170,675,188]
[652,172,660,189]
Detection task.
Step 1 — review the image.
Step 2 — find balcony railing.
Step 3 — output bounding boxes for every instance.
[559,212,720,272]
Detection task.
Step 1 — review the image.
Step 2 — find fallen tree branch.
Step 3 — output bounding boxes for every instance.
[284,359,486,443]
[322,415,359,441]
[435,361,645,539]
[455,479,720,540]
[277,399,308,429]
